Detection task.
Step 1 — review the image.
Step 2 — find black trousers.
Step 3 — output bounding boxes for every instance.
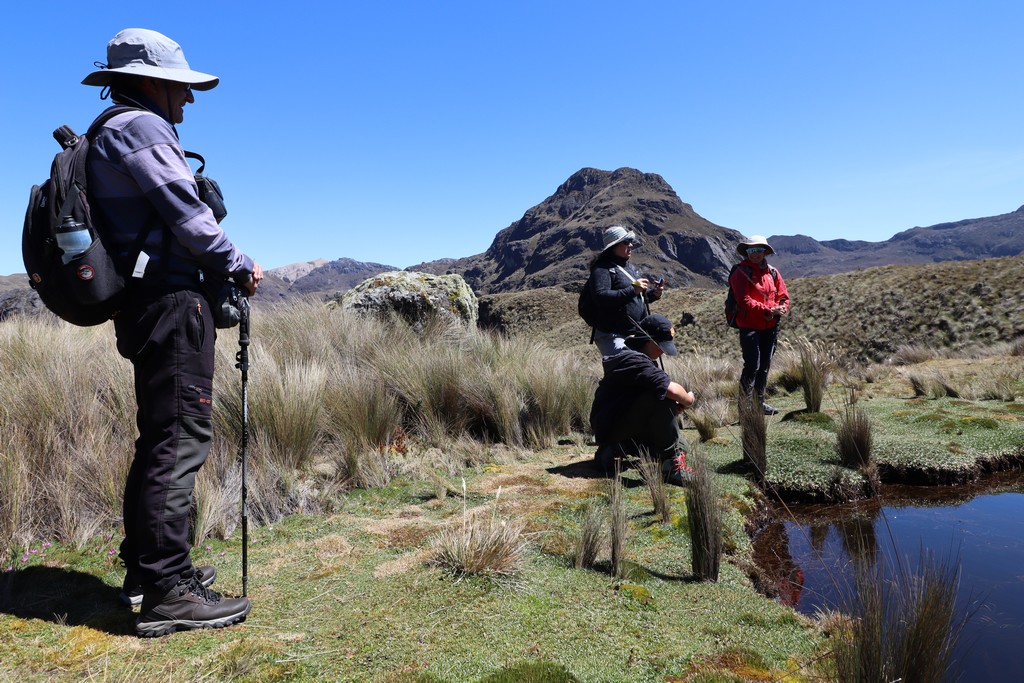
[738,326,779,397]
[600,393,689,461]
[114,288,215,595]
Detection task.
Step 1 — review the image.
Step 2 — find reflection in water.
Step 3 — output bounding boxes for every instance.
[755,500,882,609]
[753,520,805,607]
[835,509,879,569]
[753,482,1024,683]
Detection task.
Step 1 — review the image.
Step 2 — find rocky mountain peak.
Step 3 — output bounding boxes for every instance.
[415,167,744,294]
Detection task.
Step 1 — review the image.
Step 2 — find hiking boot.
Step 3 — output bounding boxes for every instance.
[135,575,250,637]
[120,565,217,607]
[662,451,692,486]
[762,403,779,416]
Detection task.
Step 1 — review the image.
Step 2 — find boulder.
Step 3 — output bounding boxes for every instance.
[340,271,478,332]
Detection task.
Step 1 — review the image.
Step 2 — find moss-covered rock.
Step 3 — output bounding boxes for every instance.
[340,270,478,332]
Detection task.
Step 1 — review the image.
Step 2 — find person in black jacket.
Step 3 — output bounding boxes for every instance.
[590,314,696,485]
[585,226,664,356]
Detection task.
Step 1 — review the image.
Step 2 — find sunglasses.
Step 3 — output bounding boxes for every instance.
[746,247,767,254]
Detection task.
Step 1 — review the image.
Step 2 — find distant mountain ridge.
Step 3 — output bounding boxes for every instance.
[767,206,1024,278]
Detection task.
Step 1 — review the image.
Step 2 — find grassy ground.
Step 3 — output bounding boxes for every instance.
[0,440,823,683]
[758,356,1024,502]
[2,352,1021,681]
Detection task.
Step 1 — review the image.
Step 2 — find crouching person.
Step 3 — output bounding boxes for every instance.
[589,314,696,485]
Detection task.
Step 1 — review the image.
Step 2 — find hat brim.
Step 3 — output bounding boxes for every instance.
[657,340,678,356]
[82,64,219,90]
[737,242,774,256]
[601,232,638,251]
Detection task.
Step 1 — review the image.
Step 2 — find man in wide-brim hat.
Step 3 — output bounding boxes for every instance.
[589,314,696,485]
[82,28,261,637]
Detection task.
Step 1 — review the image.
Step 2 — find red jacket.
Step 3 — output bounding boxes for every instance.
[729,259,789,331]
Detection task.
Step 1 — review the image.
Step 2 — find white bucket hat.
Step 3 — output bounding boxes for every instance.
[82,29,219,90]
[737,235,775,256]
[601,225,638,251]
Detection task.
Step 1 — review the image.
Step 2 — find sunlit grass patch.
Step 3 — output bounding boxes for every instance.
[211,638,293,682]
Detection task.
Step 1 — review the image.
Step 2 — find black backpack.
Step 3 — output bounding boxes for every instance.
[577,274,598,328]
[22,105,146,326]
[725,263,778,328]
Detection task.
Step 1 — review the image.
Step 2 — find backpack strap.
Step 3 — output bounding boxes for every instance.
[57,106,139,221]
[79,105,165,280]
[85,105,139,138]
[183,150,206,174]
[614,265,636,284]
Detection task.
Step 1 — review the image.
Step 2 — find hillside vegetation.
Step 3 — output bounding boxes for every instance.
[482,255,1024,363]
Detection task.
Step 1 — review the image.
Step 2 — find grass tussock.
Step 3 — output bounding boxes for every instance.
[609,467,628,580]
[890,343,953,366]
[794,336,836,413]
[667,352,738,401]
[1011,336,1024,357]
[738,390,767,485]
[836,392,873,470]
[963,366,1023,402]
[573,498,607,570]
[907,369,961,399]
[689,395,731,443]
[685,450,722,581]
[431,483,527,579]
[635,452,670,522]
[832,549,970,683]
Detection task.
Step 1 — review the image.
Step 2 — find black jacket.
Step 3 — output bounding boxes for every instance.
[586,253,653,335]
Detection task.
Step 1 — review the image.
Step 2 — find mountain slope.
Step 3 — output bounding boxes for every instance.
[411,167,744,295]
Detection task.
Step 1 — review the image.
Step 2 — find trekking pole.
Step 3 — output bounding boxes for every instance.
[645,277,666,370]
[235,295,251,597]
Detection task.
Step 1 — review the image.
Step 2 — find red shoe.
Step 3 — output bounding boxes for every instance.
[672,451,692,474]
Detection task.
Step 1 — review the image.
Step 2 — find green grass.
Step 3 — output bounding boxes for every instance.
[0,450,821,682]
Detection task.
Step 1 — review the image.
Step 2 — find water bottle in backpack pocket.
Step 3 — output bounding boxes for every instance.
[55,217,92,264]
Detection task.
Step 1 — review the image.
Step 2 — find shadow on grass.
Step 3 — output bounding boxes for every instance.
[717,458,755,476]
[0,565,134,635]
[780,408,835,429]
[588,558,698,584]
[546,458,647,489]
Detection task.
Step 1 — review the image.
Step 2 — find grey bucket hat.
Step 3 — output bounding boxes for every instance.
[601,225,638,251]
[82,29,219,90]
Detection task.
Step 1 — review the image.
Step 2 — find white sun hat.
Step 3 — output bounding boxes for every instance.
[736,235,775,256]
[82,28,219,91]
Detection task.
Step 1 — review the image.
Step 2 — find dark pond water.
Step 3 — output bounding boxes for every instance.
[753,472,1024,682]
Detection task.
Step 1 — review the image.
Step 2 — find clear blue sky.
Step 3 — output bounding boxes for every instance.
[3,1,1023,277]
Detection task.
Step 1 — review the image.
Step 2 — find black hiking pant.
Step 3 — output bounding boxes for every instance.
[599,393,688,462]
[738,326,779,399]
[114,287,215,595]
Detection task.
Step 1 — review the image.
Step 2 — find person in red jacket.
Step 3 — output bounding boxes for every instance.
[729,235,789,415]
